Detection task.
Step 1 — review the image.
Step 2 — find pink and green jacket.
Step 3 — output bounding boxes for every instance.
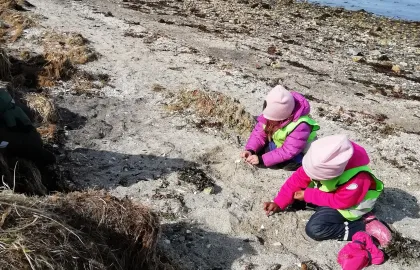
[273,142,378,213]
[245,92,316,167]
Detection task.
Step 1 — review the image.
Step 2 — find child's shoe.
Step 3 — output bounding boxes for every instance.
[363,213,392,247]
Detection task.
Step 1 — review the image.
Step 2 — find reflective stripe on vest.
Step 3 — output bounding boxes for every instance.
[313,165,384,221]
[265,115,320,148]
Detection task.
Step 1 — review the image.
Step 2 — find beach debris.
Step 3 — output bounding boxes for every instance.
[203,186,215,195]
[267,45,277,55]
[268,264,282,270]
[270,61,282,69]
[352,56,366,62]
[178,167,215,191]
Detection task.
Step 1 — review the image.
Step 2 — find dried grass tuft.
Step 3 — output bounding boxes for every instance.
[23,93,57,124]
[38,32,98,87]
[0,0,34,42]
[37,52,75,87]
[43,32,98,65]
[71,70,109,96]
[0,190,162,270]
[36,123,57,142]
[167,89,255,137]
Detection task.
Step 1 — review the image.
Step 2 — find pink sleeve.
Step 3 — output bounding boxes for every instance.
[273,167,312,209]
[261,123,311,167]
[304,172,372,209]
[245,121,267,153]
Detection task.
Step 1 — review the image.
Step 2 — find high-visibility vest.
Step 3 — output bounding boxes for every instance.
[312,165,384,221]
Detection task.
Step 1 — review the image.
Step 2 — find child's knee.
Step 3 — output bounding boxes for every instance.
[305,222,327,241]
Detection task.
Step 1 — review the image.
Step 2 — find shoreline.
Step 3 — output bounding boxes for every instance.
[299,0,420,22]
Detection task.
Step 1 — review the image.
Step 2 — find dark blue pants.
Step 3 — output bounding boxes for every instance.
[305,207,365,241]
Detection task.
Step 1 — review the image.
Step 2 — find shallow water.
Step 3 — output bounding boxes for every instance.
[306,0,420,21]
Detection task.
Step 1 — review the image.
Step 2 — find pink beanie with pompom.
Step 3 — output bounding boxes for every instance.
[302,134,354,180]
[262,85,295,121]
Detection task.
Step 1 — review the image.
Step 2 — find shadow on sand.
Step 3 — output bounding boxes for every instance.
[159,221,256,269]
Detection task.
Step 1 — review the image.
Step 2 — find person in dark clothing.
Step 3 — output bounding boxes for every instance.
[0,126,56,168]
[0,87,56,191]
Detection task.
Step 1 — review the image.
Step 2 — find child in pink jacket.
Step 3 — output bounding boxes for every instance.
[241,85,319,169]
[264,135,392,247]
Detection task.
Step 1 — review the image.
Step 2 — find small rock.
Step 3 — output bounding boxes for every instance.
[370,50,381,56]
[244,263,257,270]
[186,230,192,234]
[377,54,390,61]
[270,61,282,69]
[267,45,277,55]
[256,63,263,69]
[260,2,271,9]
[206,244,212,248]
[267,264,282,270]
[238,247,244,251]
[164,239,171,244]
[393,85,403,93]
[203,56,216,64]
[256,236,265,245]
[203,187,214,195]
[224,201,232,208]
[316,13,332,20]
[392,64,401,74]
[399,62,408,67]
[352,56,366,63]
[379,39,388,46]
[264,58,273,66]
[348,48,363,56]
[250,3,259,8]
[104,11,114,17]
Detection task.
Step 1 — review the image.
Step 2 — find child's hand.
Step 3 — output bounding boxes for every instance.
[240,150,252,159]
[293,190,305,201]
[263,202,280,216]
[246,155,259,165]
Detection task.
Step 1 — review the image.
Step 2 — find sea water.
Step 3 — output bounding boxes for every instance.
[305,0,420,21]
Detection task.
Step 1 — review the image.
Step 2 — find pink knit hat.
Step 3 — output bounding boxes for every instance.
[302,134,354,180]
[262,85,295,121]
